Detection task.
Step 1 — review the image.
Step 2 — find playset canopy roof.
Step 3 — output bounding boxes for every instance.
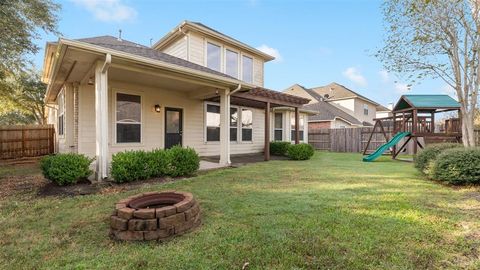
[393,95,460,112]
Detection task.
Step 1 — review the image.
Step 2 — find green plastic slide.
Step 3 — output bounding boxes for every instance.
[362,131,411,162]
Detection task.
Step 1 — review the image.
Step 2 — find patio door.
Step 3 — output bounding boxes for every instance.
[165,107,183,149]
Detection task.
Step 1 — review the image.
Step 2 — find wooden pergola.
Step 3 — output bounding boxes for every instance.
[363,95,461,158]
[206,87,310,161]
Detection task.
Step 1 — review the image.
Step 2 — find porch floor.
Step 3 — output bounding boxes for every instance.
[199,153,288,171]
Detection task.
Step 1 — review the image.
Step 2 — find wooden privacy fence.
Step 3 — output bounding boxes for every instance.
[308,127,393,153]
[309,127,480,153]
[0,125,55,160]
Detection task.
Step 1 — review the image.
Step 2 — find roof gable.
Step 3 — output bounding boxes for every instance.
[152,21,275,61]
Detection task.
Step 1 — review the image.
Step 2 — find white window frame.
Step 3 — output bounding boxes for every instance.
[363,104,369,116]
[57,90,65,137]
[114,90,143,145]
[204,102,252,144]
[224,47,240,79]
[205,40,223,73]
[241,108,253,142]
[241,53,254,84]
[274,112,283,141]
[229,106,240,142]
[291,113,305,142]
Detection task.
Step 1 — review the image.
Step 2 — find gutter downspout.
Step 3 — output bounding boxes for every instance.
[229,84,242,96]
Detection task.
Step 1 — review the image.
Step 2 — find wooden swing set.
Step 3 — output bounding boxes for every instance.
[363,95,462,159]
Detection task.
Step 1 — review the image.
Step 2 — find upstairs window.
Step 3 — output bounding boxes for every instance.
[291,114,305,142]
[116,93,141,143]
[225,49,239,78]
[207,42,221,72]
[241,109,253,141]
[274,113,283,141]
[363,104,369,115]
[242,55,253,83]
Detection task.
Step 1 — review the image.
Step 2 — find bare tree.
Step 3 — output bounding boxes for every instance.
[377,0,479,146]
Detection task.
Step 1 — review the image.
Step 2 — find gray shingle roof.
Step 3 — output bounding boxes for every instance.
[304,101,362,125]
[76,35,234,79]
[311,82,381,107]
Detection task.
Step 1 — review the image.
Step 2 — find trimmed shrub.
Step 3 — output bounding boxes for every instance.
[145,149,170,177]
[270,141,291,156]
[287,143,315,160]
[110,147,200,182]
[40,153,93,185]
[431,148,480,185]
[414,143,463,173]
[110,150,150,183]
[166,146,200,177]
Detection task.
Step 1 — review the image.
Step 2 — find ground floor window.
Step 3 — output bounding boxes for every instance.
[205,103,254,142]
[291,114,304,142]
[230,107,238,141]
[274,112,283,141]
[241,109,253,141]
[116,93,141,143]
[206,104,220,141]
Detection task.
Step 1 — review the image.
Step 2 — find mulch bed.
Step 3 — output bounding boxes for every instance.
[37,177,182,198]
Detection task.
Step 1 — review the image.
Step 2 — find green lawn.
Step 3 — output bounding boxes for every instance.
[1,152,479,269]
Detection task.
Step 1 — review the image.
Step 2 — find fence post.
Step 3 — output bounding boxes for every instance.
[21,128,25,158]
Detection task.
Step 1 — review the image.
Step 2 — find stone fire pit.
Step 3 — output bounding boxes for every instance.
[110,191,201,241]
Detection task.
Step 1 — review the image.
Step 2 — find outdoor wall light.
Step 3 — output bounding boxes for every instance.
[154,104,161,113]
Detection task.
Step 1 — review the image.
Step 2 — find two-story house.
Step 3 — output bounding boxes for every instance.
[42,21,311,180]
[283,82,390,129]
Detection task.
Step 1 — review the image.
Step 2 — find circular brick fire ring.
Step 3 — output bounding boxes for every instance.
[110,191,201,241]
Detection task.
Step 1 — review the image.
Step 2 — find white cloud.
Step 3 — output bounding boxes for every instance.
[71,0,137,23]
[256,44,283,62]
[379,70,390,83]
[342,67,367,87]
[394,83,410,93]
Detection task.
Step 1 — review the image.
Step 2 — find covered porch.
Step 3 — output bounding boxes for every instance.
[44,39,309,180]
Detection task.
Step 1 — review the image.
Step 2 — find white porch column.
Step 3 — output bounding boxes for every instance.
[219,89,231,165]
[95,56,110,180]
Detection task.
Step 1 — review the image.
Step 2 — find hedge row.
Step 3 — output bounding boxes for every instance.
[110,146,200,183]
[414,143,480,185]
[269,141,315,160]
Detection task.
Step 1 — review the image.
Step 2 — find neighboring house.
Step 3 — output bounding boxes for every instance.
[283,82,390,127]
[303,102,363,129]
[42,21,310,180]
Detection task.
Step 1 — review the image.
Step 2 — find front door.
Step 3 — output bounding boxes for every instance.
[165,107,183,149]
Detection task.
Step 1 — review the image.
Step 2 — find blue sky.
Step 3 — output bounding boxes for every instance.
[33,0,453,106]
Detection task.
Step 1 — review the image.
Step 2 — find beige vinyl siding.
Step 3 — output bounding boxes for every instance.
[353,98,376,124]
[188,32,204,66]
[78,84,96,158]
[76,80,266,162]
[162,36,188,60]
[333,118,354,128]
[253,58,264,87]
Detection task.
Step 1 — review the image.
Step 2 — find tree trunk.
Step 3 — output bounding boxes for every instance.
[462,111,476,147]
